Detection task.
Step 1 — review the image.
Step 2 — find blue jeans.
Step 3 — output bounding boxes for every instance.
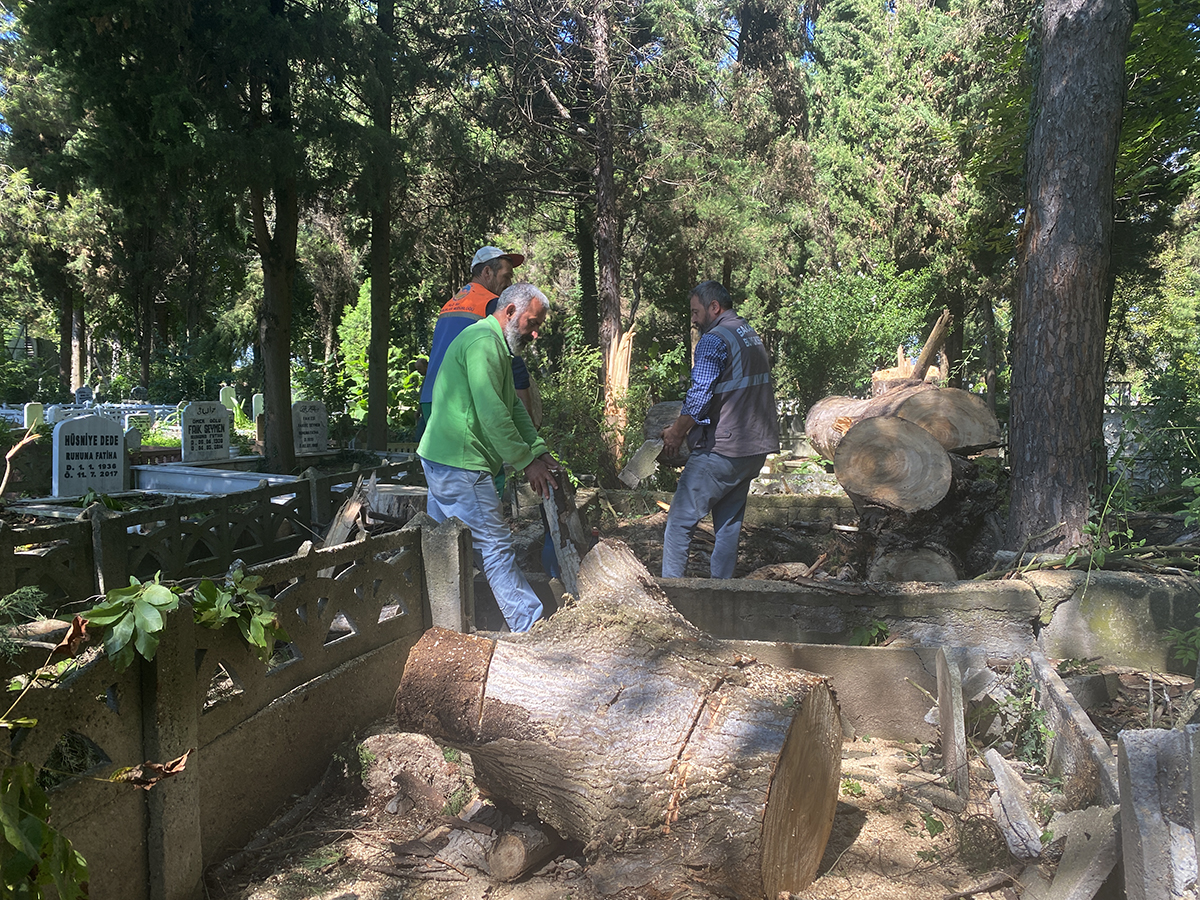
[662,450,766,579]
[421,458,543,632]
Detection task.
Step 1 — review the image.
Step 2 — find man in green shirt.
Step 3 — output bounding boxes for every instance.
[417,283,559,632]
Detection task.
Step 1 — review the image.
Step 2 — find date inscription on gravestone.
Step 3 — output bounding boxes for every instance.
[53,415,126,497]
[181,401,231,462]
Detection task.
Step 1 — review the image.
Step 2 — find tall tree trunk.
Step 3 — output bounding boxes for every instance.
[575,199,598,350]
[586,2,626,451]
[136,223,155,388]
[57,284,72,394]
[71,302,85,392]
[980,293,997,414]
[367,0,395,452]
[253,182,299,474]
[1006,0,1136,553]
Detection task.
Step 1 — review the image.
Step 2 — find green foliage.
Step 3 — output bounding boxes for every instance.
[80,574,180,672]
[760,264,935,407]
[996,660,1053,765]
[356,744,376,785]
[0,763,88,900]
[0,587,49,663]
[840,778,865,797]
[191,568,289,666]
[851,619,889,647]
[537,327,616,482]
[442,784,473,817]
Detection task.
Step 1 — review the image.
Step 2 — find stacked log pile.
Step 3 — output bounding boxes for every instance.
[395,539,843,899]
[804,315,1004,579]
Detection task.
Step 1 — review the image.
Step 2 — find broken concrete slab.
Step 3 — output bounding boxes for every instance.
[1031,652,1120,808]
[719,640,955,743]
[938,647,970,800]
[1020,805,1120,900]
[985,748,1043,859]
[1118,728,1197,900]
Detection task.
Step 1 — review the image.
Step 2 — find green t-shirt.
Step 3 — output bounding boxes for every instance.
[417,315,548,476]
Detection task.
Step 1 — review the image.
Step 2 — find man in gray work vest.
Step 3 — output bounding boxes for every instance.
[660,280,780,578]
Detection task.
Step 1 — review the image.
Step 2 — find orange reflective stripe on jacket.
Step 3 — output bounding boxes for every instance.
[439,282,495,317]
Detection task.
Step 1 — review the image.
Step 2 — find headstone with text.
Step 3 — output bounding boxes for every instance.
[53,414,126,497]
[74,385,94,405]
[181,401,231,462]
[292,401,329,456]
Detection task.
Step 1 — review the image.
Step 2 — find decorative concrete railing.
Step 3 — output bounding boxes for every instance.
[2,523,430,900]
[1,463,410,604]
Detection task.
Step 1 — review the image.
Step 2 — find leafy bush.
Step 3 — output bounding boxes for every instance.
[537,327,617,483]
[757,263,936,407]
[79,574,181,672]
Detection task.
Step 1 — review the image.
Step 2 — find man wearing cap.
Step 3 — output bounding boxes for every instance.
[418,283,559,632]
[419,247,526,430]
[659,280,779,579]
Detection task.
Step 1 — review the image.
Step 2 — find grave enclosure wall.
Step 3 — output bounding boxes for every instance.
[2,524,429,900]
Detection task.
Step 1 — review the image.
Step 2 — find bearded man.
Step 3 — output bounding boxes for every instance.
[416,283,560,632]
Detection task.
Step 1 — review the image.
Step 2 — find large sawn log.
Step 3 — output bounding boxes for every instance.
[394,539,843,899]
[804,385,1000,462]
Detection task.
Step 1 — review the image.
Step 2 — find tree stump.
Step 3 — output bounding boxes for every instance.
[394,539,843,899]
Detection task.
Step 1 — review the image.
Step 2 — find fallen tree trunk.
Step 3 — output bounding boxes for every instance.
[394,539,843,899]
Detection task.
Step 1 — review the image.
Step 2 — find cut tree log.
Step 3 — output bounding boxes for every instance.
[394,539,843,900]
[805,385,999,462]
[486,821,563,882]
[867,547,959,582]
[894,387,1001,454]
[833,416,952,513]
[804,383,935,461]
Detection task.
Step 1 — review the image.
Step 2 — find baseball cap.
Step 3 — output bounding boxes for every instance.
[471,246,525,269]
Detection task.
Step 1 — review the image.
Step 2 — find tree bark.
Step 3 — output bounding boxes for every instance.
[367,0,395,453]
[395,540,842,899]
[70,299,85,393]
[251,0,300,474]
[1006,0,1137,552]
[254,179,298,475]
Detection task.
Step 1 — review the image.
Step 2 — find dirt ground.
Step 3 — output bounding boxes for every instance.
[204,507,1189,900]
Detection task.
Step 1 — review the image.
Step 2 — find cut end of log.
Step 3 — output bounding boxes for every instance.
[833,416,952,512]
[894,388,1001,452]
[762,679,843,895]
[394,627,495,744]
[868,548,960,582]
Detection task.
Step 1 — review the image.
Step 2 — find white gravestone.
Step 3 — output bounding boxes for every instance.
[292,402,329,456]
[23,403,43,429]
[53,414,126,497]
[219,385,238,414]
[181,401,232,462]
[252,393,264,421]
